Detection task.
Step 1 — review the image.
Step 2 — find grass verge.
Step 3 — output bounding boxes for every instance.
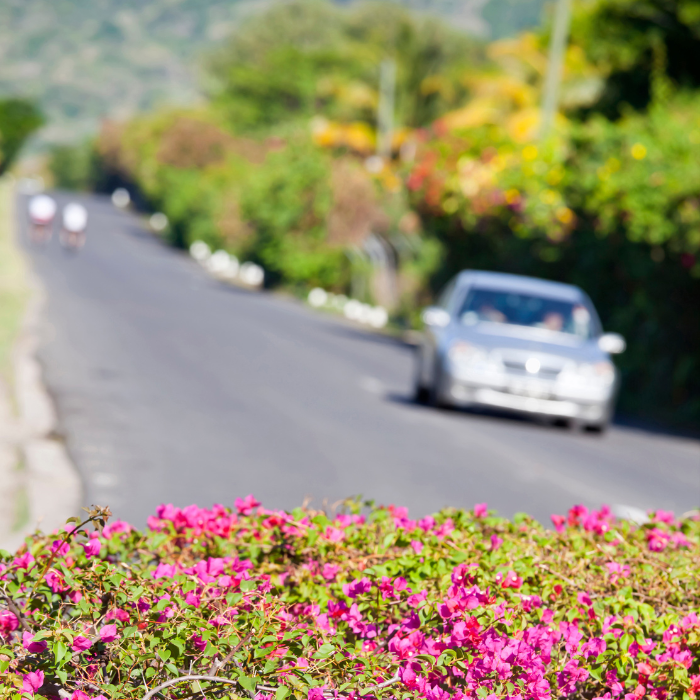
[0,177,28,383]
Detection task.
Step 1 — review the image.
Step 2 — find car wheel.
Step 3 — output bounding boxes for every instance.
[583,421,608,435]
[428,364,451,409]
[414,384,430,404]
[413,348,430,404]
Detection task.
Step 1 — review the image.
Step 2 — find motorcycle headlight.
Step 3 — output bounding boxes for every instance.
[447,341,488,365]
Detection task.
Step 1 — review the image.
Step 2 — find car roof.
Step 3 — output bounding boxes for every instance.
[455,270,585,303]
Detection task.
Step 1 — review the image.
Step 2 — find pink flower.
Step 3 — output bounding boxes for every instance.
[407,590,428,607]
[13,551,34,569]
[102,519,132,538]
[551,514,566,533]
[651,509,675,524]
[605,562,630,584]
[51,540,70,556]
[342,577,372,598]
[490,534,503,551]
[308,689,325,700]
[153,563,175,579]
[210,615,229,627]
[71,691,90,700]
[99,624,119,643]
[646,528,670,552]
[671,531,693,549]
[410,540,424,555]
[520,594,542,612]
[577,592,593,607]
[581,637,606,658]
[22,631,47,653]
[82,538,102,558]
[191,634,207,652]
[321,563,340,581]
[45,570,67,593]
[185,591,201,607]
[474,503,488,518]
[433,518,454,539]
[72,635,92,652]
[22,671,44,694]
[324,527,344,543]
[105,608,129,623]
[315,613,333,633]
[418,515,435,532]
[235,494,261,516]
[497,570,522,589]
[0,609,19,636]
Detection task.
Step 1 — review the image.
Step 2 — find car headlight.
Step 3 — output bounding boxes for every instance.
[560,361,615,386]
[447,341,488,365]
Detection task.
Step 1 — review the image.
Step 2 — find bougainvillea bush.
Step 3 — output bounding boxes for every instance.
[1,498,699,700]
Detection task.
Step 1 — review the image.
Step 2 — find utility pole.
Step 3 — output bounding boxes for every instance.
[377,59,396,159]
[540,0,572,140]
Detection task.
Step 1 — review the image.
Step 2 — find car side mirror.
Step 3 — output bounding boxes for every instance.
[421,306,451,328]
[598,332,626,354]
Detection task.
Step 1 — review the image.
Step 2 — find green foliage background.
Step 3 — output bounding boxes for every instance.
[46,0,700,428]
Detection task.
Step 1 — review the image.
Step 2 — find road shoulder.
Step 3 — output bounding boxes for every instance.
[0,180,81,552]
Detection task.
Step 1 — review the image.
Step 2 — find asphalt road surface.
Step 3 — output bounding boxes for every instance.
[18,192,700,527]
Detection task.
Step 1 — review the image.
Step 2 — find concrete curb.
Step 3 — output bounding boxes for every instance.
[0,232,82,553]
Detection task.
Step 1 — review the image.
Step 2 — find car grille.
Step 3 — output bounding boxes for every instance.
[501,356,563,379]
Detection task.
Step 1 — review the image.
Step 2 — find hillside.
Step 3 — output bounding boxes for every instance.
[0,0,546,149]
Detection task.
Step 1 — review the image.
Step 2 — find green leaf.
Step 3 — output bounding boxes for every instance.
[276,686,290,700]
[263,658,279,674]
[238,676,257,693]
[313,643,335,659]
[54,641,67,664]
[157,648,171,662]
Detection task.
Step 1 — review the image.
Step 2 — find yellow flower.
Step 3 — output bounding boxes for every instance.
[546,167,564,186]
[540,189,558,205]
[631,143,647,160]
[443,198,459,214]
[556,206,574,224]
[522,145,538,161]
[505,188,520,204]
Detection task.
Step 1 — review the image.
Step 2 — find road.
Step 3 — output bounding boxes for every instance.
[18,192,700,527]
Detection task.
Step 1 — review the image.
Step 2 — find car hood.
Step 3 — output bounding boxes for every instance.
[447,322,610,364]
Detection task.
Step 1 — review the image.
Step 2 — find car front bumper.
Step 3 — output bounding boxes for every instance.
[444,374,612,423]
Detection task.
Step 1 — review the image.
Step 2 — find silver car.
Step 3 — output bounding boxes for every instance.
[414,271,626,432]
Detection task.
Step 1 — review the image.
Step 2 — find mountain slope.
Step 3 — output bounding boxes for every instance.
[0,0,545,148]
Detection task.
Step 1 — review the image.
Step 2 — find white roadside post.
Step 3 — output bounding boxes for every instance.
[540,0,572,140]
[377,58,397,160]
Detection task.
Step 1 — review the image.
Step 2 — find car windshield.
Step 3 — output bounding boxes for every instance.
[459,287,593,338]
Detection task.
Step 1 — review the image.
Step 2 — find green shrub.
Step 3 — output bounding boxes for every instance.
[1,498,699,700]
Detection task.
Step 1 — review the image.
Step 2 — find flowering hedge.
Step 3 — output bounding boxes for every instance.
[1,498,699,700]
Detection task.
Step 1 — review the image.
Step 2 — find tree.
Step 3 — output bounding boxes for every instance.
[0,98,44,174]
[570,0,700,118]
[207,0,485,132]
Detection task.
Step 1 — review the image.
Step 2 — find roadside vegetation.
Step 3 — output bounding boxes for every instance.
[1,498,699,700]
[48,0,700,427]
[0,178,28,383]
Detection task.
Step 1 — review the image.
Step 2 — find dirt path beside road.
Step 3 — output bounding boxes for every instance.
[0,180,80,552]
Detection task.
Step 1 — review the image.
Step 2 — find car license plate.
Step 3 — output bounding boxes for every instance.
[508,378,551,399]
